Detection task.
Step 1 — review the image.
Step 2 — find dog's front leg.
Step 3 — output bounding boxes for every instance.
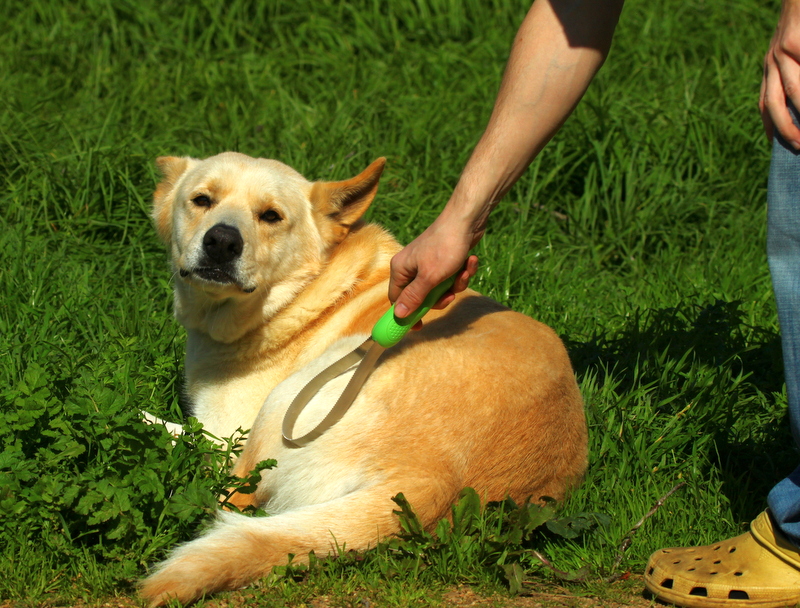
[139,471,459,607]
[140,411,184,437]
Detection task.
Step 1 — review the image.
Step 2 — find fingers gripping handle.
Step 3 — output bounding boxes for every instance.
[372,275,456,348]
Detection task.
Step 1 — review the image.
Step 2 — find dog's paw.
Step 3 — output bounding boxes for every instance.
[140,518,263,606]
[140,411,184,437]
[140,564,208,607]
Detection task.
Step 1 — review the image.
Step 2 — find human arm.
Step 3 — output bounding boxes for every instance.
[761,0,800,147]
[389,0,624,318]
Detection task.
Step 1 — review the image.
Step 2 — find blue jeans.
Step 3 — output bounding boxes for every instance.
[767,114,800,548]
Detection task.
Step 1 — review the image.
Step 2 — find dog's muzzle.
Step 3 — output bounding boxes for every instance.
[202,224,243,265]
[181,224,255,292]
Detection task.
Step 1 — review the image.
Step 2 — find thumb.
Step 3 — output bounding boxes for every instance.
[394,276,437,319]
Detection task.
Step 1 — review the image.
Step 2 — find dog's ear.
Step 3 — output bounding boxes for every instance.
[152,156,190,244]
[310,157,386,245]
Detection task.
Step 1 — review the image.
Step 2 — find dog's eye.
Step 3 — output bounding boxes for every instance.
[259,209,282,223]
[192,194,213,207]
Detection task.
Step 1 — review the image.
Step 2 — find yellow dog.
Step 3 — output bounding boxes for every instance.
[141,152,587,605]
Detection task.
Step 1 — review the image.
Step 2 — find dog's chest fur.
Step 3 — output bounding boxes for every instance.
[186,331,380,514]
[180,279,390,440]
[182,330,304,439]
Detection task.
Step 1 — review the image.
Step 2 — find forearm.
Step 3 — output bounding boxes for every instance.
[387,0,623,313]
[441,0,623,239]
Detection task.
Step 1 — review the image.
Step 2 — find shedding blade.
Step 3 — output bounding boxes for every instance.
[282,339,384,447]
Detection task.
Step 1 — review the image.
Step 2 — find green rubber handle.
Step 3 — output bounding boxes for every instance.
[372,275,457,348]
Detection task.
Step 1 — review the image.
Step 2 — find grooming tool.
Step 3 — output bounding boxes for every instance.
[282,275,456,447]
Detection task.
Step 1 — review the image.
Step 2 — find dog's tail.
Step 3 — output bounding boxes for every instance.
[139,485,418,607]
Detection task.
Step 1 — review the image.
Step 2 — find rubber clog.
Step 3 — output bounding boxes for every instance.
[644,511,800,608]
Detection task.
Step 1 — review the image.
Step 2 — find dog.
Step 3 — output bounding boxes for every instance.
[140,152,588,606]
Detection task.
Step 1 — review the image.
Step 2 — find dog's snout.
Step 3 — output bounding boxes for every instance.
[203,224,243,264]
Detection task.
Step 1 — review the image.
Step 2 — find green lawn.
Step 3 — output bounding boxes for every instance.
[0,0,792,604]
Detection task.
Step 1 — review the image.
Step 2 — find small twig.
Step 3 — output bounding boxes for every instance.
[530,549,587,582]
[606,481,686,582]
[511,202,569,221]
[532,203,569,222]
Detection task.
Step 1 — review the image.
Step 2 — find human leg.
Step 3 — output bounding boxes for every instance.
[643,123,800,607]
[766,105,800,546]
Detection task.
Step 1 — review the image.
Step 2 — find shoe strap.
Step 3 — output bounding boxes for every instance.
[751,510,800,570]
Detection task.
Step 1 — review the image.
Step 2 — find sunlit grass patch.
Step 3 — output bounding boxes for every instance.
[0,0,790,604]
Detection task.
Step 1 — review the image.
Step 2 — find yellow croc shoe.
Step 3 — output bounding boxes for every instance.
[644,511,800,608]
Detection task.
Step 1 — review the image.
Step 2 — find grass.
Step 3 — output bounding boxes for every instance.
[0,0,793,604]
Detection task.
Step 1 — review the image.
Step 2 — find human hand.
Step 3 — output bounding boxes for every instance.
[761,0,800,147]
[388,215,480,323]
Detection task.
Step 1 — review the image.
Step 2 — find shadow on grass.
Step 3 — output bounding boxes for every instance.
[563,299,794,522]
[566,299,784,393]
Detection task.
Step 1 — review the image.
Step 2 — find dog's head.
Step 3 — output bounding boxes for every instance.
[152,152,385,341]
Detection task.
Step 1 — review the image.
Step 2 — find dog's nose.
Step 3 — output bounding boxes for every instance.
[202,224,243,264]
